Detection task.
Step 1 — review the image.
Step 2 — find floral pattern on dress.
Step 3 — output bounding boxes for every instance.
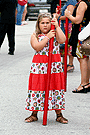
[35,36,60,56]
[30,62,63,74]
[25,34,65,111]
[25,89,65,111]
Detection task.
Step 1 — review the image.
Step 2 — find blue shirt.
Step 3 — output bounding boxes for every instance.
[61,0,77,33]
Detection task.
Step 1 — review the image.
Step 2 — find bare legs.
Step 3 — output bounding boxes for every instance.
[78,57,89,90]
[55,110,68,124]
[67,55,74,72]
[25,111,38,122]
[25,110,68,124]
[22,5,28,25]
[72,57,90,93]
[62,55,74,72]
[88,58,90,79]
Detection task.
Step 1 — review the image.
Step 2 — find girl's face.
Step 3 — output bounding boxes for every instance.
[39,17,51,34]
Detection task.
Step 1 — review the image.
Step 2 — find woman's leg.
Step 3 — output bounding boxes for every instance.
[67,55,74,72]
[88,58,90,79]
[22,5,27,22]
[73,57,89,91]
[79,57,89,86]
[16,4,25,25]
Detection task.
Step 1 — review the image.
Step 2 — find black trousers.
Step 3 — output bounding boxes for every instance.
[51,0,59,14]
[0,23,15,53]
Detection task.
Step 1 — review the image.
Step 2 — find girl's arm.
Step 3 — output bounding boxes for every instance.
[30,31,55,52]
[56,26,66,44]
[51,18,66,44]
[65,2,87,24]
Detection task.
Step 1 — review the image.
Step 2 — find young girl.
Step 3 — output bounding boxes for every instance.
[25,13,68,124]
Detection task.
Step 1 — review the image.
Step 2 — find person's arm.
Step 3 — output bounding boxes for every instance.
[51,18,66,44]
[30,31,55,52]
[60,5,74,20]
[65,2,87,24]
[56,26,66,44]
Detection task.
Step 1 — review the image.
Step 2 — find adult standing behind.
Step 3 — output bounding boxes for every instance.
[65,0,90,93]
[0,0,17,55]
[22,3,28,25]
[57,0,77,72]
[51,0,59,15]
[16,0,27,25]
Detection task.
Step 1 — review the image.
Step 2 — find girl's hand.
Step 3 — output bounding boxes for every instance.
[47,30,55,39]
[51,18,59,28]
[65,9,71,18]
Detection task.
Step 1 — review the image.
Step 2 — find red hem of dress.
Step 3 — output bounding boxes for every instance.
[25,108,65,111]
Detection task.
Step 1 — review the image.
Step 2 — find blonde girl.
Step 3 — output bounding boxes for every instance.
[25,13,68,124]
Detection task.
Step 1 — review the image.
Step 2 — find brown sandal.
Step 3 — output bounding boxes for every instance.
[56,113,68,124]
[25,113,38,123]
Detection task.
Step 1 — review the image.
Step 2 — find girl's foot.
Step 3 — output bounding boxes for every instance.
[25,112,38,123]
[56,113,68,124]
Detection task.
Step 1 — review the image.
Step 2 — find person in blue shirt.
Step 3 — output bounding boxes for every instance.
[57,0,77,72]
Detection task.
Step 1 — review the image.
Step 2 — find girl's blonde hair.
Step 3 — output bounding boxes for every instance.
[35,13,52,37]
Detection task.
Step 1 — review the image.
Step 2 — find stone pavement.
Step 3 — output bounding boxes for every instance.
[0,21,90,135]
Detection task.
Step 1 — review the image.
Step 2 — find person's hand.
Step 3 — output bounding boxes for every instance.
[53,8,61,19]
[65,9,71,18]
[51,18,59,28]
[47,30,55,39]
[56,7,61,15]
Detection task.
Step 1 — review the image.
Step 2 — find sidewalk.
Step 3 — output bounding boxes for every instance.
[0,21,90,135]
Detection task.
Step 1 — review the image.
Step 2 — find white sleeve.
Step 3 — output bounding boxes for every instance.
[78,22,90,41]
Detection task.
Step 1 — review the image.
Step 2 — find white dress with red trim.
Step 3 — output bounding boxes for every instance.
[25,34,65,111]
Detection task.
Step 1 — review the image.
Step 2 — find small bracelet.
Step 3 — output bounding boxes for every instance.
[45,36,50,40]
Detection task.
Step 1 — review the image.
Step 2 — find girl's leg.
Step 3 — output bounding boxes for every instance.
[25,111,38,122]
[55,110,68,124]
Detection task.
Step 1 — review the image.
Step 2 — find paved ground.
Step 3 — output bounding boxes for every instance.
[0,21,90,135]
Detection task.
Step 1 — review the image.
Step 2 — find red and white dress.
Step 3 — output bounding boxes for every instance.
[25,34,65,111]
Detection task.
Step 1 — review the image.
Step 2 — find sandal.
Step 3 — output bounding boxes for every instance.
[87,83,90,92]
[25,113,38,123]
[67,64,74,72]
[56,113,68,124]
[72,83,89,93]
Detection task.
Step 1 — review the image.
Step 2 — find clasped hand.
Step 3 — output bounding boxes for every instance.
[51,18,59,28]
[65,9,71,18]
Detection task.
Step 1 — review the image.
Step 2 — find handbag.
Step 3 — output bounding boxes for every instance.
[78,22,90,55]
[80,36,90,55]
[47,0,53,4]
[18,0,27,6]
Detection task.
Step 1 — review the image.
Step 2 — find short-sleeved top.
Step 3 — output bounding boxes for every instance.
[61,0,77,23]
